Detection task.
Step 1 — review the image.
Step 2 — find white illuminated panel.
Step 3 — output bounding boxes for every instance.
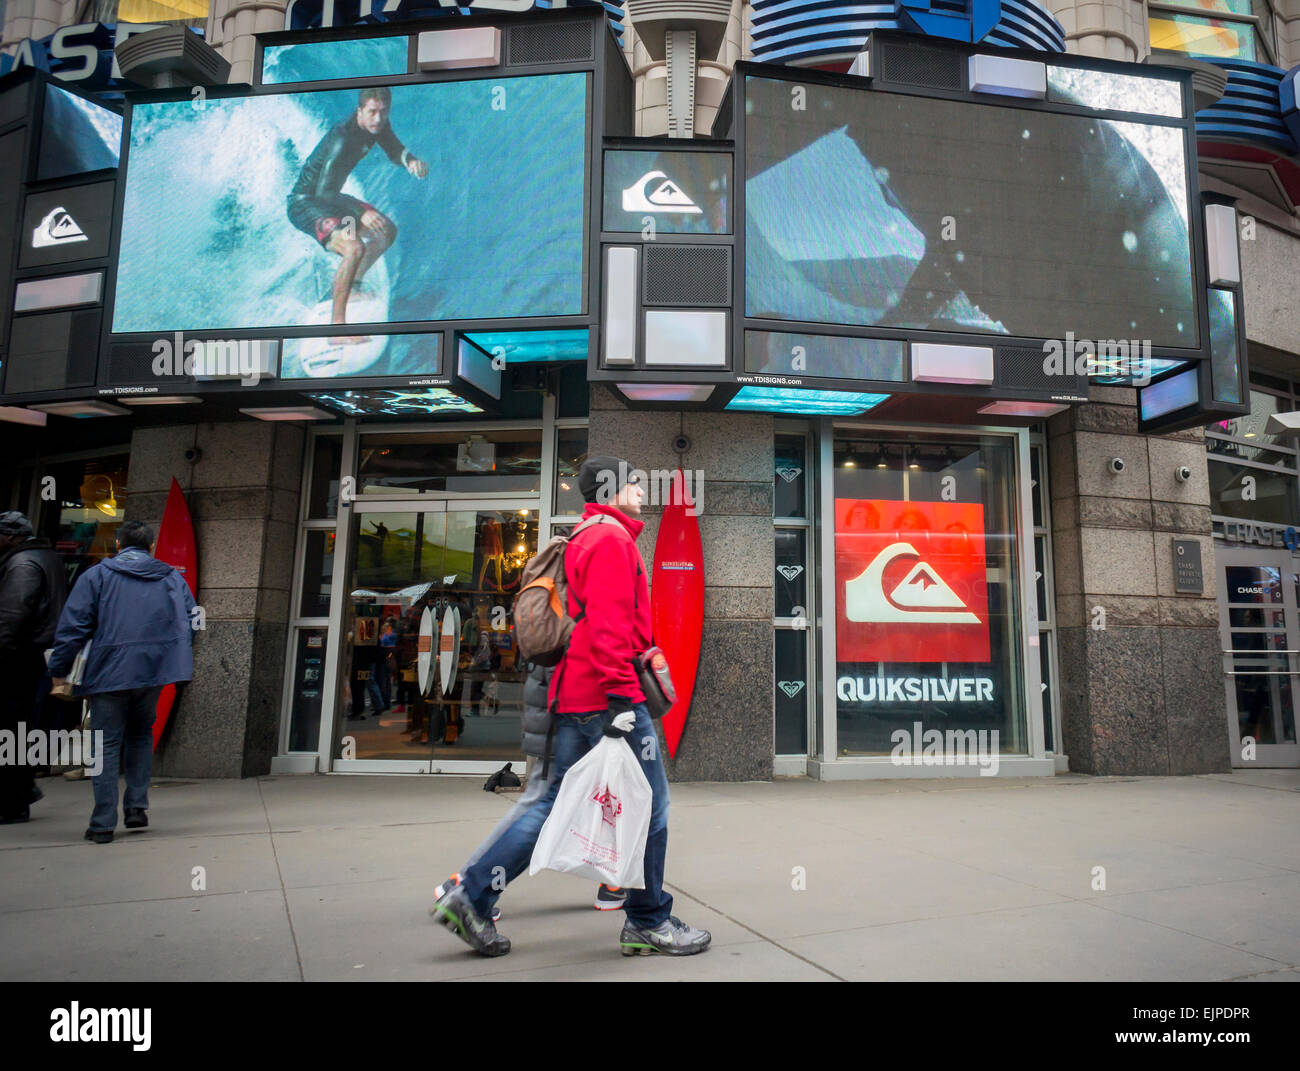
[457,338,501,400]
[0,406,48,426]
[969,54,1047,99]
[978,401,1070,418]
[14,271,102,312]
[617,383,715,403]
[239,406,332,421]
[848,50,870,79]
[912,343,994,385]
[417,27,501,71]
[644,310,727,367]
[603,247,637,366]
[1205,204,1240,286]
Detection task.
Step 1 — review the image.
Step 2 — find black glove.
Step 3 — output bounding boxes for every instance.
[602,697,636,737]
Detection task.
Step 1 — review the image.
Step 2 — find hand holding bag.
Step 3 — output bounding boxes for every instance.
[529,735,653,889]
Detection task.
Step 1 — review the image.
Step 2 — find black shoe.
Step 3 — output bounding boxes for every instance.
[29,784,44,804]
[595,884,628,911]
[84,829,113,844]
[1,808,30,825]
[124,808,148,829]
[430,885,510,957]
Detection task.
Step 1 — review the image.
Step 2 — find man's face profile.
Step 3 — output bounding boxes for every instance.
[356,98,389,134]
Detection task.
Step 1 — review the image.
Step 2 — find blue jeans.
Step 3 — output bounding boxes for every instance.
[88,688,162,832]
[460,705,673,929]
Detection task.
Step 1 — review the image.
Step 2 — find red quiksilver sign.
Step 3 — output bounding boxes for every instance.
[834,499,990,664]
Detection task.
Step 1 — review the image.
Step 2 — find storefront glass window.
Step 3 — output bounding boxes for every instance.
[299,531,335,618]
[1209,462,1299,524]
[338,508,539,761]
[39,455,129,588]
[554,429,588,517]
[307,436,342,520]
[775,629,809,754]
[774,434,808,519]
[832,434,1027,757]
[287,628,328,752]
[357,431,543,496]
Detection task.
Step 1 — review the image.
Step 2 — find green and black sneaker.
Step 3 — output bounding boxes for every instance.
[430,884,511,957]
[619,915,711,957]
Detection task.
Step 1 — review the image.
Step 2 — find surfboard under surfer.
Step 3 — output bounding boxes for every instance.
[287,86,427,343]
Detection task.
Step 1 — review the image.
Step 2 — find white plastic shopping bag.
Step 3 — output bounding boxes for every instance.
[529,735,653,889]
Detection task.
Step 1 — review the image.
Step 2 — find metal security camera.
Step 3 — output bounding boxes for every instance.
[1108,457,1125,475]
[184,447,203,464]
[1175,465,1192,483]
[672,434,691,453]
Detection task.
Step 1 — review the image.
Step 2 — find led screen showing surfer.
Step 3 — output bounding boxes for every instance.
[113,73,589,352]
[744,74,1198,348]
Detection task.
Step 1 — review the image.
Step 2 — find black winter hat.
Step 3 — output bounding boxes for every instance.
[578,456,638,503]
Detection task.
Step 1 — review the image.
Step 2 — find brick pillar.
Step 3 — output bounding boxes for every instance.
[127,419,304,777]
[1049,390,1230,774]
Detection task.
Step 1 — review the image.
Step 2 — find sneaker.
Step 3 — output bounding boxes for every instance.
[619,915,712,957]
[124,808,148,830]
[430,884,510,957]
[433,873,500,921]
[84,829,113,844]
[595,884,628,911]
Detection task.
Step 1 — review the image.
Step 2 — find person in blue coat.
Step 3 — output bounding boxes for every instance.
[47,520,197,843]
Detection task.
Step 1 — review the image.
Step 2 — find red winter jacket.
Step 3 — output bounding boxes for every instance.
[548,502,651,713]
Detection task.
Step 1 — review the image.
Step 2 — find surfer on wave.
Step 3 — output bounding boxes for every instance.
[287,86,427,343]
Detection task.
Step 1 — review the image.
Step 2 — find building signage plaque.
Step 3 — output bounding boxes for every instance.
[1172,539,1203,595]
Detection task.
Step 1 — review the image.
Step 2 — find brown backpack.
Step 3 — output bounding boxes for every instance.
[513,515,611,667]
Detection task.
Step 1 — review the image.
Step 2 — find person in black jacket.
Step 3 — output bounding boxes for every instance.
[0,511,68,823]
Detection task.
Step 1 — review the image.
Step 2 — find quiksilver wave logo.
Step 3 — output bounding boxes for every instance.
[32,207,88,248]
[622,170,701,215]
[50,1002,151,1051]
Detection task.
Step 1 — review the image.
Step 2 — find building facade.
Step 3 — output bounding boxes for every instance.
[2,0,1299,781]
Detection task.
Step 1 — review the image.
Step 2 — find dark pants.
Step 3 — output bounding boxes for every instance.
[0,648,45,818]
[460,705,673,929]
[88,688,162,832]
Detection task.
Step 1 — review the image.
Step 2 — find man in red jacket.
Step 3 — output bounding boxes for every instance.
[433,457,711,958]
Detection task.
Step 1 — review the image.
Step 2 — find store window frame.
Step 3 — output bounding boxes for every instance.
[1148,0,1280,64]
[274,394,588,774]
[1030,430,1067,771]
[773,420,817,774]
[813,419,1053,778]
[1207,375,1298,536]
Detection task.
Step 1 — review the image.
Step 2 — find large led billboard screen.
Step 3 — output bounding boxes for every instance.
[744,74,1198,349]
[113,73,589,336]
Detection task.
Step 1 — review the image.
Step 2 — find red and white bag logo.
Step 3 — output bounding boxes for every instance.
[835,499,990,663]
[590,786,622,826]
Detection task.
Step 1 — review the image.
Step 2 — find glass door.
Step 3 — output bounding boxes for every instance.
[336,504,539,763]
[1217,547,1300,767]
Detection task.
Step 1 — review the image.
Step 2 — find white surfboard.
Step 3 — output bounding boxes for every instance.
[291,288,389,378]
[417,605,435,696]
[438,606,458,696]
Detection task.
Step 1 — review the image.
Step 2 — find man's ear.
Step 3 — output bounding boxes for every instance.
[150,542,158,555]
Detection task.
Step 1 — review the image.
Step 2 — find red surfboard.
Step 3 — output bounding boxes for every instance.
[152,478,198,750]
[651,468,704,758]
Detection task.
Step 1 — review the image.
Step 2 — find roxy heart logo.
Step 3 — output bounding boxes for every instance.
[778,680,805,698]
[776,467,802,482]
[835,499,989,664]
[777,564,803,581]
[32,207,88,248]
[622,170,701,215]
[591,786,622,826]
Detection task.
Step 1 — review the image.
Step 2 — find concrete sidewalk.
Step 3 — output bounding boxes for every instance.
[1,770,1298,982]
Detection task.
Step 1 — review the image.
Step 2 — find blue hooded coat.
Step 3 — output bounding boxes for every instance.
[47,547,197,696]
